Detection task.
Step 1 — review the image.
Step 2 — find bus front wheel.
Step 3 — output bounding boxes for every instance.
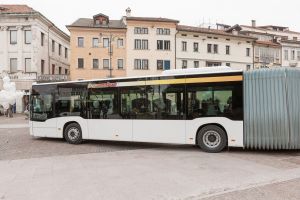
[197,125,227,153]
[64,123,83,144]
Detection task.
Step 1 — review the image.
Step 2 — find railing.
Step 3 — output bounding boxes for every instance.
[37,75,70,83]
[0,72,37,80]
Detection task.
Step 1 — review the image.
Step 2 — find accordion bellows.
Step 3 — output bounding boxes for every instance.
[244,68,300,149]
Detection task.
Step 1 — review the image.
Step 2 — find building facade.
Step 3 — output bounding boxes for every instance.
[125,9,178,76]
[0,5,70,112]
[176,25,255,70]
[240,20,300,68]
[67,13,127,80]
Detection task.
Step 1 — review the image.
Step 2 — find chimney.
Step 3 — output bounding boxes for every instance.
[251,20,256,27]
[126,7,131,17]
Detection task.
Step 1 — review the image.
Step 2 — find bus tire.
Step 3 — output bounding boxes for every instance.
[64,123,83,144]
[197,125,227,153]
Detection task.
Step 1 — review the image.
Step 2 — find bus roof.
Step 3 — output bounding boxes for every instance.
[33,66,242,86]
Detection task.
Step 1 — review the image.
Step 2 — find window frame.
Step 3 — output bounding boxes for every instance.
[10,30,17,44]
[78,37,84,47]
[78,58,84,69]
[24,30,32,44]
[93,59,99,69]
[92,38,99,48]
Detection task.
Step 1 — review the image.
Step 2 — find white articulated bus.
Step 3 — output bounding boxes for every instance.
[30,67,244,153]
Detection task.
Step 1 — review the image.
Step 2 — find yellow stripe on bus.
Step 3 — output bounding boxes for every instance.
[91,75,243,88]
[145,75,243,86]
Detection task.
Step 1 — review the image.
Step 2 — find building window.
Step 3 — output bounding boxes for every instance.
[157,40,163,50]
[78,37,84,47]
[207,44,212,53]
[93,59,99,69]
[52,64,55,74]
[206,62,221,67]
[226,45,230,55]
[246,65,251,71]
[213,44,218,54]
[284,50,289,60]
[59,67,62,75]
[226,63,231,67]
[194,61,199,68]
[182,41,187,51]
[103,59,110,69]
[182,60,187,69]
[103,38,109,48]
[164,40,170,50]
[117,39,124,48]
[92,38,99,47]
[78,58,84,69]
[59,44,62,56]
[135,39,148,50]
[10,30,17,44]
[291,50,295,60]
[157,60,170,70]
[193,43,199,52]
[135,39,141,49]
[118,59,124,69]
[134,59,149,70]
[41,60,45,74]
[134,27,148,34]
[65,48,68,59]
[157,60,163,70]
[246,48,251,57]
[10,58,18,73]
[156,28,170,35]
[41,32,45,46]
[297,51,300,61]
[65,69,68,75]
[24,30,32,44]
[52,40,55,52]
[25,58,31,72]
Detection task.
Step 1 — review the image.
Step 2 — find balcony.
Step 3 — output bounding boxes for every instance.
[37,75,70,83]
[289,61,298,67]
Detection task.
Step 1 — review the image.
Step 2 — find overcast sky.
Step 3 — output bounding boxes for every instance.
[2,0,300,34]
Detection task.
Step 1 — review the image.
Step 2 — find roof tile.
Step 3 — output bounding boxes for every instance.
[0,4,35,14]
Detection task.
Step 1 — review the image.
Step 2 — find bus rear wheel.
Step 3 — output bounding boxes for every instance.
[197,125,227,153]
[64,123,83,144]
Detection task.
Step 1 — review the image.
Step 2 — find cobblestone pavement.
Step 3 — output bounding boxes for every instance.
[0,127,174,160]
[0,114,28,125]
[2,116,300,199]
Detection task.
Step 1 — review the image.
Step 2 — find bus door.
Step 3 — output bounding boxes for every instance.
[31,87,57,138]
[132,82,186,144]
[87,87,132,141]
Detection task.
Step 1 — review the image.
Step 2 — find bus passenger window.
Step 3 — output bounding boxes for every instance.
[88,88,121,119]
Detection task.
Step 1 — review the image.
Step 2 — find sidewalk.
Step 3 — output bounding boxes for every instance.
[0,114,29,127]
[1,148,300,200]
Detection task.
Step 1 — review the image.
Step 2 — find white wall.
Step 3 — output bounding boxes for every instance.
[0,13,70,112]
[282,43,300,67]
[176,32,254,70]
[126,22,176,76]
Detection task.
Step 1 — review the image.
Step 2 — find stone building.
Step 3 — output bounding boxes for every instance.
[0,4,70,112]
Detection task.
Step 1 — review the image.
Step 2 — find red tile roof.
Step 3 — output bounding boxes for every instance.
[241,25,300,35]
[126,17,179,23]
[177,25,256,40]
[255,40,281,47]
[0,4,35,14]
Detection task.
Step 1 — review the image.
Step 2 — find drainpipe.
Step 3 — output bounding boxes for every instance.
[175,29,178,69]
[252,41,255,70]
[48,24,54,75]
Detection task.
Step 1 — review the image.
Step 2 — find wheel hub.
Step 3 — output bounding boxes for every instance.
[68,128,79,141]
[203,130,221,148]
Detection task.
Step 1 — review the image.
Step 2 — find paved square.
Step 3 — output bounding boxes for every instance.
[1,115,300,200]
